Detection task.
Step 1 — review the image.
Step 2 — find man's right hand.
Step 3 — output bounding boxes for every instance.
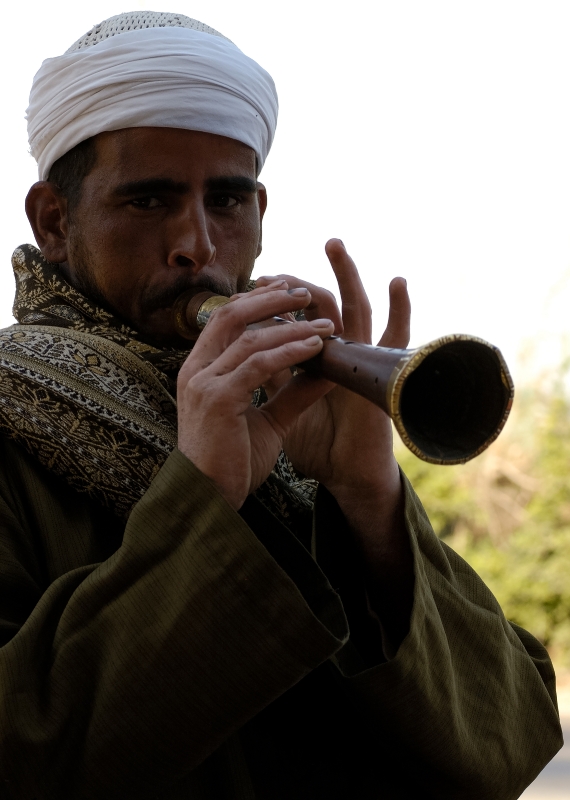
[176,280,335,510]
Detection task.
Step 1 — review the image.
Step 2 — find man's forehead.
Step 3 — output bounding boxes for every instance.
[93,127,258,178]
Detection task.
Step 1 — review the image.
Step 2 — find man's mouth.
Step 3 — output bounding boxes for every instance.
[142,275,232,316]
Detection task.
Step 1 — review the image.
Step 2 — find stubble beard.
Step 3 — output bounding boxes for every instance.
[63,233,110,312]
[63,230,252,346]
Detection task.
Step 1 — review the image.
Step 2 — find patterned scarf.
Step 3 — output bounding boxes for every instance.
[0,244,316,527]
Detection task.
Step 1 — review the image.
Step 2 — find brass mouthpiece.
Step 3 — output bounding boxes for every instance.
[173,289,232,340]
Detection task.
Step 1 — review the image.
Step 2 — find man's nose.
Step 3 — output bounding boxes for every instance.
[167,204,216,271]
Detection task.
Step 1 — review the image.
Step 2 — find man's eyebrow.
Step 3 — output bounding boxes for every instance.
[111,178,190,197]
[206,176,258,193]
[111,176,258,197]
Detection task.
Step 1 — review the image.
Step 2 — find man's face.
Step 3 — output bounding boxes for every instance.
[63,127,265,345]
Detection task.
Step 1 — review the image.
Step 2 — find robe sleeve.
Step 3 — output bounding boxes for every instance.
[0,448,348,799]
[312,472,564,800]
[0,441,563,800]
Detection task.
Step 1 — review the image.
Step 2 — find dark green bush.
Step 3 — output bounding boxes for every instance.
[397,379,570,669]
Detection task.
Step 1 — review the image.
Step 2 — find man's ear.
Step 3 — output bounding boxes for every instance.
[25,182,69,264]
[256,183,268,258]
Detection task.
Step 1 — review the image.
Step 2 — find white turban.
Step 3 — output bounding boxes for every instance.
[26,20,278,180]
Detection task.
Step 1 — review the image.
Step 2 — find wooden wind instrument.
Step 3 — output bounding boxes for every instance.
[173,289,514,465]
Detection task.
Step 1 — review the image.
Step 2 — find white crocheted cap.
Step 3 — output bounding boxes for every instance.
[65,11,230,53]
[27,11,278,179]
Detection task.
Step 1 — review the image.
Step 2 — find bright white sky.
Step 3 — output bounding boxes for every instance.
[1,0,570,385]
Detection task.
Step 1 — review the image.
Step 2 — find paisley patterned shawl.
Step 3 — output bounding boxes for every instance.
[0,244,316,526]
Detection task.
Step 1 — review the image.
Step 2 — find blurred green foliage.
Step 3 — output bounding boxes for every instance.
[396,377,570,669]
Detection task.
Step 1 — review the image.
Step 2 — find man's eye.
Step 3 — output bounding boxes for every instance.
[211,195,239,208]
[130,197,163,209]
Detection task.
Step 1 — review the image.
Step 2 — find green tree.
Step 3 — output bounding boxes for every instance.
[396,379,570,669]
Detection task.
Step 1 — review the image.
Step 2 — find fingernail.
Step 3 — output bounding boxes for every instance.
[310,318,333,329]
[288,287,308,297]
[257,275,278,281]
[304,335,321,346]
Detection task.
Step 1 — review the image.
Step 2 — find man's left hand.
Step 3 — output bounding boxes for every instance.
[257,238,410,511]
[257,239,414,648]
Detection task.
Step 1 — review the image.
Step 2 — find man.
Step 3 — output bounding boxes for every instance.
[0,11,562,800]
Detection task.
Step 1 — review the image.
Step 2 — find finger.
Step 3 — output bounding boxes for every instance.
[213,318,334,377]
[181,317,334,383]
[254,275,281,286]
[229,280,295,321]
[256,274,343,331]
[377,277,411,349]
[200,334,329,415]
[229,279,289,301]
[186,286,317,367]
[263,365,294,397]
[260,372,336,436]
[324,239,372,342]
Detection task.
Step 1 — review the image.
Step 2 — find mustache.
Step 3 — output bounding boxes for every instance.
[139,275,232,313]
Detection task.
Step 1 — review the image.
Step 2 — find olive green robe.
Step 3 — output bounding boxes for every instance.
[0,437,562,799]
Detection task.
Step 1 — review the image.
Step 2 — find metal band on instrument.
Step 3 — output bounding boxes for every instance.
[196,295,231,329]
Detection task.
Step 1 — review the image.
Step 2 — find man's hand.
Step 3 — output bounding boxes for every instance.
[257,239,411,510]
[177,240,414,647]
[256,240,414,648]
[176,281,335,510]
